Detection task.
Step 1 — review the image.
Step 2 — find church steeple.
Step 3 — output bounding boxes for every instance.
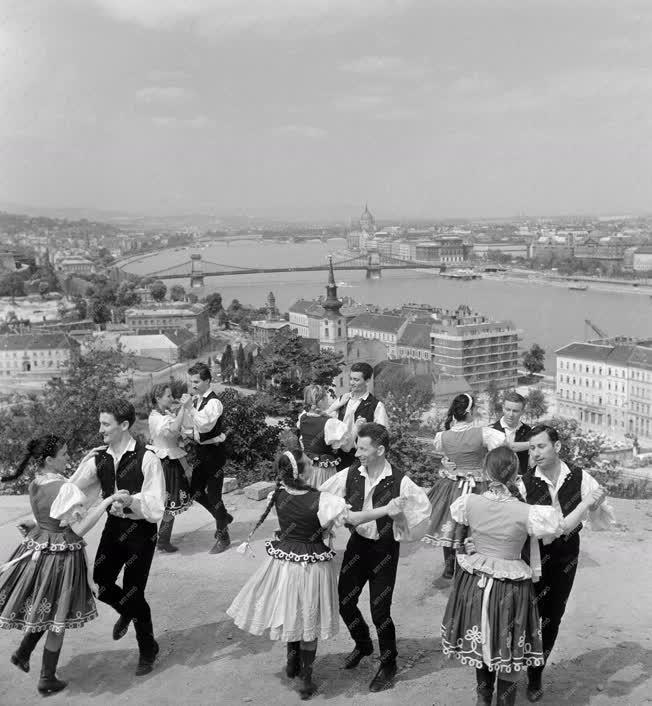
[323,256,342,315]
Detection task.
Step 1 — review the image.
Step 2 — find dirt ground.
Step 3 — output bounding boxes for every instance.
[0,492,651,706]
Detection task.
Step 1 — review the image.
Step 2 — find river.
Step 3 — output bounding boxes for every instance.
[124,239,650,373]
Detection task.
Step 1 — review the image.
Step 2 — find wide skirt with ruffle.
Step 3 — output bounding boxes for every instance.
[441,567,544,674]
[162,457,193,516]
[0,530,97,633]
[227,542,339,642]
[303,463,338,490]
[422,477,488,549]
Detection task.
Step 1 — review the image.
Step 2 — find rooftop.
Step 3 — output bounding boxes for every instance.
[0,333,80,351]
[555,341,652,368]
[398,323,432,349]
[125,303,206,317]
[348,313,407,334]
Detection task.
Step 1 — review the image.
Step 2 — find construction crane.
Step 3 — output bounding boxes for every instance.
[584,319,608,340]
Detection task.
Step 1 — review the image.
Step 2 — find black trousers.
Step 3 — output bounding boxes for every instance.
[338,532,400,664]
[534,546,579,662]
[191,445,228,529]
[93,515,157,654]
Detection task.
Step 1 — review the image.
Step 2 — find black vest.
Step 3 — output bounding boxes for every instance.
[338,393,380,425]
[344,461,403,543]
[491,419,532,475]
[522,464,583,557]
[197,391,224,443]
[95,441,148,515]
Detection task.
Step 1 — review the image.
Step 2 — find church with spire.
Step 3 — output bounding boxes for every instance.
[319,256,348,357]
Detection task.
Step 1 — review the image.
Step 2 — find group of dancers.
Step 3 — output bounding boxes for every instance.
[0,360,614,704]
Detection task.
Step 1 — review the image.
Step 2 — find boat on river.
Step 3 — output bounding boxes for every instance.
[569,284,589,291]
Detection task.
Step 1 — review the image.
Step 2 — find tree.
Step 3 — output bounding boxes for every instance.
[38,280,50,298]
[205,292,223,317]
[538,416,604,469]
[170,284,186,301]
[525,388,548,422]
[116,281,141,307]
[236,343,246,377]
[149,280,167,302]
[221,344,235,383]
[73,297,88,320]
[0,272,26,301]
[187,293,198,304]
[0,344,134,492]
[484,379,502,419]
[90,299,111,326]
[254,328,343,398]
[523,343,545,376]
[243,350,256,387]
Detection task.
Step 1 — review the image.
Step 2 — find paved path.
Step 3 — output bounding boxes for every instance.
[1,493,651,706]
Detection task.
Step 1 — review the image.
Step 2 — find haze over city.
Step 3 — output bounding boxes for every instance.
[2,0,652,220]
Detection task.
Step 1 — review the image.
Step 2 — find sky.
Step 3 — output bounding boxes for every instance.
[1,0,652,220]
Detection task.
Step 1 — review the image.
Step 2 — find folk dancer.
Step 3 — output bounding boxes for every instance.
[69,398,166,676]
[519,425,613,702]
[423,393,505,581]
[148,383,194,553]
[441,447,605,706]
[183,362,233,554]
[325,362,389,470]
[320,423,432,692]
[227,449,405,700]
[491,390,532,475]
[0,435,130,695]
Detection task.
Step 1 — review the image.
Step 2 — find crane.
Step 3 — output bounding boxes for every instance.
[584,319,608,340]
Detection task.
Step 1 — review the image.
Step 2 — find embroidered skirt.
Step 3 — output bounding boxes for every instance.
[441,568,544,674]
[422,476,488,549]
[227,541,339,642]
[0,530,97,633]
[162,457,193,516]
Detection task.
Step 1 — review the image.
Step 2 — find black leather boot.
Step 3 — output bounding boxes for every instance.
[37,647,67,695]
[210,528,231,554]
[134,617,159,676]
[343,642,373,669]
[527,665,544,702]
[157,516,178,553]
[497,678,518,706]
[11,631,45,673]
[299,649,317,700]
[286,641,300,678]
[369,660,398,692]
[475,666,496,705]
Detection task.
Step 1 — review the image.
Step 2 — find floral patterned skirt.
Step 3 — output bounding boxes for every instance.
[0,532,97,633]
[162,457,193,516]
[227,546,339,642]
[441,567,544,674]
[422,477,488,549]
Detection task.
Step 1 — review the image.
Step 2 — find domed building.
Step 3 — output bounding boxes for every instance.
[359,203,376,235]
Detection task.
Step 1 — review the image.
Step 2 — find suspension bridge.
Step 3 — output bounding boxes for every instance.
[116,252,442,288]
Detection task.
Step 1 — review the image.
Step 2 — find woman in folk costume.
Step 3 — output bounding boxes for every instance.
[440,447,605,706]
[297,385,353,488]
[423,393,505,581]
[0,435,130,695]
[227,448,405,700]
[148,383,194,553]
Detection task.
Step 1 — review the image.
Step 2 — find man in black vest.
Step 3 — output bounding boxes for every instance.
[320,423,431,692]
[185,362,232,554]
[491,390,532,475]
[70,398,166,676]
[520,425,612,702]
[325,362,389,470]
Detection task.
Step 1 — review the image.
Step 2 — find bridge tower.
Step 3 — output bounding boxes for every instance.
[190,253,204,288]
[366,251,382,279]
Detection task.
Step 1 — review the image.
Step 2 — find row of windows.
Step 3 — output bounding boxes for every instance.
[397,348,431,360]
[558,375,627,393]
[349,330,396,343]
[559,359,651,382]
[0,349,66,358]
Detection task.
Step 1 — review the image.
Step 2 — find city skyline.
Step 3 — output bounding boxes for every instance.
[2,1,652,219]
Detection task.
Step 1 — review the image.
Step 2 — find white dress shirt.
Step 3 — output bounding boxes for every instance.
[433,421,505,453]
[69,437,165,524]
[319,460,431,542]
[148,410,187,460]
[340,392,389,433]
[516,461,615,541]
[189,389,224,444]
[498,417,523,445]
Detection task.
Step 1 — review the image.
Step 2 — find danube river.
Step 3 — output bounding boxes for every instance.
[124,239,650,373]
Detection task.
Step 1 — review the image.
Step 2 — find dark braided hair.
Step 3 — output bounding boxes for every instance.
[483,446,525,501]
[2,435,67,483]
[444,393,475,430]
[246,449,310,542]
